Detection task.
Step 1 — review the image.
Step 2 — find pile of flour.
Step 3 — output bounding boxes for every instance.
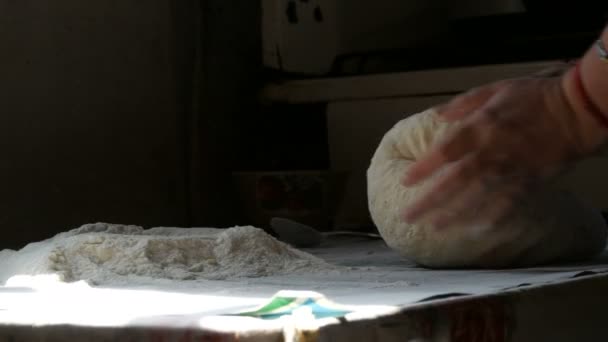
[0,223,335,286]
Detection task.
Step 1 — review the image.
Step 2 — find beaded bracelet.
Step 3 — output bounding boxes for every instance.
[596,39,608,62]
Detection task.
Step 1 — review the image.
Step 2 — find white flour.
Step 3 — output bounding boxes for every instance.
[0,223,336,286]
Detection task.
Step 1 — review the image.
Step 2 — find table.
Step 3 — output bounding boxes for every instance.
[2,237,607,341]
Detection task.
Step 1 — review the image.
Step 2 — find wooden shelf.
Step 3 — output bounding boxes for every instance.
[261,60,560,104]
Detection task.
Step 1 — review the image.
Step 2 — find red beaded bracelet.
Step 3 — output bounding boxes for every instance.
[572,61,608,128]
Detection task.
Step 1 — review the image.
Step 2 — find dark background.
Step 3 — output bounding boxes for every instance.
[0,1,606,249]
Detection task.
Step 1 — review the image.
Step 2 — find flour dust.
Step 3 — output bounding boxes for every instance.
[0,223,336,286]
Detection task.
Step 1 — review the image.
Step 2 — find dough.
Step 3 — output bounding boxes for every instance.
[367,108,608,268]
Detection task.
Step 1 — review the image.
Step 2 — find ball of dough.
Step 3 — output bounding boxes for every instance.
[367,108,607,268]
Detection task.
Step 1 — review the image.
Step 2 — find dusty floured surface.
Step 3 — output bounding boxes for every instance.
[2,234,608,332]
[0,223,336,286]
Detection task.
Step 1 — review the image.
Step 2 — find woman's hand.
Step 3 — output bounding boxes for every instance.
[401,75,605,228]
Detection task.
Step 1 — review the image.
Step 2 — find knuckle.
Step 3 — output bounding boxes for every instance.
[479,106,502,122]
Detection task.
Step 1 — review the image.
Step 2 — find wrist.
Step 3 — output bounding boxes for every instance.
[558,26,608,154]
[561,64,608,153]
[580,29,608,115]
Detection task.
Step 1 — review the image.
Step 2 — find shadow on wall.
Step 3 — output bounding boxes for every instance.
[0,0,190,248]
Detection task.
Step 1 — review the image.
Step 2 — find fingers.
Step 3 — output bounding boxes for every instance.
[440,184,519,231]
[402,121,483,187]
[402,141,524,226]
[403,164,521,232]
[427,177,485,228]
[464,193,515,239]
[402,154,481,223]
[479,191,518,226]
[404,92,511,188]
[438,82,505,121]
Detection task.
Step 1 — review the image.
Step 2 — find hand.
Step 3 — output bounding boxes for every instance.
[531,61,575,78]
[401,75,601,228]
